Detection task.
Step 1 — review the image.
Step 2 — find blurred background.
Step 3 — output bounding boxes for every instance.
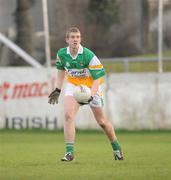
[1,2,171,179]
[0,0,171,72]
[0,0,171,130]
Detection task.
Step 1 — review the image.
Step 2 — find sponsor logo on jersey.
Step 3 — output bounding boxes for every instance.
[67,69,87,77]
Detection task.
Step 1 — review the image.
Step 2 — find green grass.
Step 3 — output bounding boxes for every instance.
[0,130,171,180]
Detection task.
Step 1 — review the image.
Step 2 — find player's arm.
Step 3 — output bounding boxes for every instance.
[88,55,105,94]
[91,78,101,96]
[89,55,105,97]
[55,54,66,89]
[56,70,65,89]
[48,54,65,105]
[78,55,106,105]
[48,70,65,105]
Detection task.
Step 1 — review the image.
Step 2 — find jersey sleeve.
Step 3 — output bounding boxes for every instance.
[88,56,106,80]
[55,51,65,70]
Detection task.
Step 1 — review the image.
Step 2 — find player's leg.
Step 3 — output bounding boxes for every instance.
[64,95,79,144]
[61,95,79,161]
[61,83,80,161]
[91,107,116,140]
[90,106,123,160]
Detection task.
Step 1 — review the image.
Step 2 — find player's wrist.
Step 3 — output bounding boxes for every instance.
[55,88,61,93]
[88,96,93,103]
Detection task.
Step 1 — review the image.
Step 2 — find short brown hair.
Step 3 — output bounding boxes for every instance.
[66,27,81,38]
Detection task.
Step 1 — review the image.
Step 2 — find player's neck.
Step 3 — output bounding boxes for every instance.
[70,47,79,57]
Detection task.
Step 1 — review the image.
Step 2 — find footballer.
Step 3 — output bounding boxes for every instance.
[48,27,123,161]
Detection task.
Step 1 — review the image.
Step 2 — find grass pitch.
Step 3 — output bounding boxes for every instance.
[0,130,171,180]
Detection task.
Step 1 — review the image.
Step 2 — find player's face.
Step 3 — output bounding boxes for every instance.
[66,32,81,49]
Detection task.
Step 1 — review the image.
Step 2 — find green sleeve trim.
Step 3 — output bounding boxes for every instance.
[89,68,106,80]
[56,61,65,70]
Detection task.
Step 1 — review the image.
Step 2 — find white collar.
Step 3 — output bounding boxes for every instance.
[67,45,83,55]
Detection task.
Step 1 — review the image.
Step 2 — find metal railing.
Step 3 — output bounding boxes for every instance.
[100,57,171,72]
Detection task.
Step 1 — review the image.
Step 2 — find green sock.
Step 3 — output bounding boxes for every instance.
[111,140,121,151]
[66,143,74,154]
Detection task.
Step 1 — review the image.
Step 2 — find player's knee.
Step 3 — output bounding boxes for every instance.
[65,112,74,121]
[98,120,107,129]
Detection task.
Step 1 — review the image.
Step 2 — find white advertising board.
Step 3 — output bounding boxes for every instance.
[0,68,171,130]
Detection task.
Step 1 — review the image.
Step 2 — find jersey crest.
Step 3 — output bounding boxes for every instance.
[66,62,70,67]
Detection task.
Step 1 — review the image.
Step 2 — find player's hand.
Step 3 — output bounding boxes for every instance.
[78,96,93,106]
[48,88,61,105]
